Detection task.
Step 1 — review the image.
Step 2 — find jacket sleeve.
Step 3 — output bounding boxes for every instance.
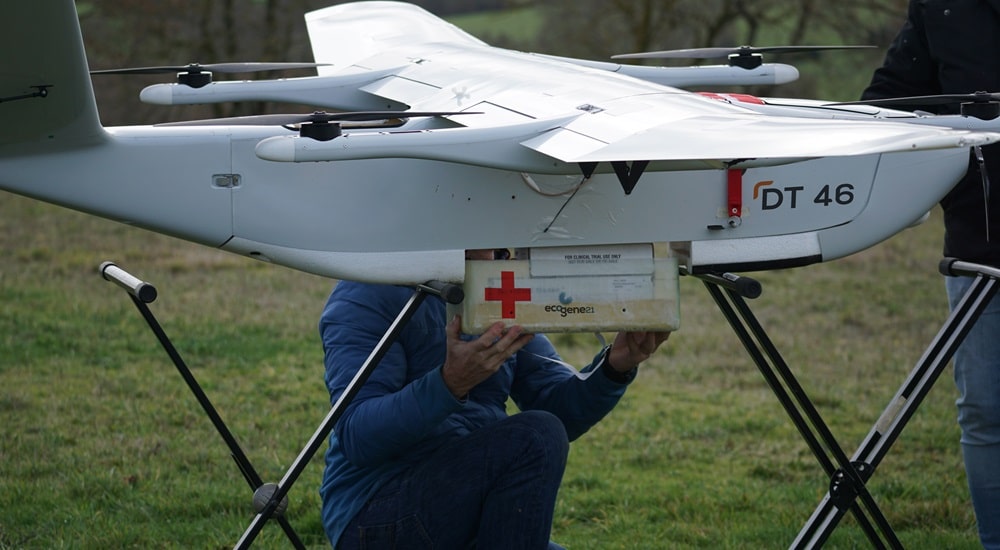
[509,336,631,441]
[320,283,464,466]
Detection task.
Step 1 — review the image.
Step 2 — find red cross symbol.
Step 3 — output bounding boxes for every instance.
[484,271,532,319]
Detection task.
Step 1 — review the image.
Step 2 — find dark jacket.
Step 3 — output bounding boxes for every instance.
[862,0,1000,265]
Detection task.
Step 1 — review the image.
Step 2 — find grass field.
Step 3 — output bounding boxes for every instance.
[0,188,983,548]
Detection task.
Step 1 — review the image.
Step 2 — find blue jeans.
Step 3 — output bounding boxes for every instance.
[337,410,569,550]
[947,275,1000,550]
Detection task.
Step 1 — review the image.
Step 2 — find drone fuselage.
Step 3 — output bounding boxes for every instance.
[0,120,969,283]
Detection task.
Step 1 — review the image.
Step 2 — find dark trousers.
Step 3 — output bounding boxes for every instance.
[338,410,570,549]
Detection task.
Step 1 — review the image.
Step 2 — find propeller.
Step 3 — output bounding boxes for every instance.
[832,91,1000,120]
[90,62,328,88]
[157,110,480,141]
[612,45,875,70]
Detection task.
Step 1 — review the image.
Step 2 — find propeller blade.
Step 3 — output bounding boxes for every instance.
[90,62,327,76]
[157,114,326,127]
[832,92,1000,107]
[156,110,480,127]
[612,45,874,60]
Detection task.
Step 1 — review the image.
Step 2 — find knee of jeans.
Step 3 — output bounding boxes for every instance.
[958,405,1000,446]
[515,410,570,459]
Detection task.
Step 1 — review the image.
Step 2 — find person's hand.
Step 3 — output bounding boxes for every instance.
[607,331,671,373]
[441,316,534,399]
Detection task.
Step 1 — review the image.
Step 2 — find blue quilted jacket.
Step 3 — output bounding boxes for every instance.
[318,281,632,545]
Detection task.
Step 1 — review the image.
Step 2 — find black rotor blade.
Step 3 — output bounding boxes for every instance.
[612,45,874,60]
[308,111,481,122]
[91,62,327,76]
[832,92,1000,108]
[156,110,480,127]
[157,114,325,127]
[195,62,328,73]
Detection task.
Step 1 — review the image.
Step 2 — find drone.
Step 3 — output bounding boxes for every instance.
[7,2,1000,547]
[2,0,999,292]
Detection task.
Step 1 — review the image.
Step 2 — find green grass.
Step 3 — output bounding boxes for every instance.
[547,219,980,547]
[0,195,334,548]
[0,188,982,548]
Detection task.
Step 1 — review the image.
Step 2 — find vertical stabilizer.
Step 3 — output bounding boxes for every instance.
[0,0,104,150]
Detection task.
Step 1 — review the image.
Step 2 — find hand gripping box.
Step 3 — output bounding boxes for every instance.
[448,243,680,334]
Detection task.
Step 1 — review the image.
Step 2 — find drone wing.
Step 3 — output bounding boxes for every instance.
[136,2,998,171]
[277,3,997,175]
[305,2,488,74]
[524,109,991,166]
[253,101,993,177]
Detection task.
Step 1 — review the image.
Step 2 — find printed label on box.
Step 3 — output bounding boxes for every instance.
[448,243,680,334]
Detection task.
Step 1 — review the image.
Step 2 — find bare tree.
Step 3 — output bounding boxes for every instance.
[78,0,910,126]
[80,0,333,125]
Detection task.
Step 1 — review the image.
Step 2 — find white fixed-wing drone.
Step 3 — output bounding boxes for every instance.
[2,1,998,302]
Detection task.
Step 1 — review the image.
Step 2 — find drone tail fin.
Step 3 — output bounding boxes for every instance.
[0,0,104,151]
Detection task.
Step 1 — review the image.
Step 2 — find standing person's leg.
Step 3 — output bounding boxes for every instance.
[948,275,1000,549]
[338,410,570,550]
